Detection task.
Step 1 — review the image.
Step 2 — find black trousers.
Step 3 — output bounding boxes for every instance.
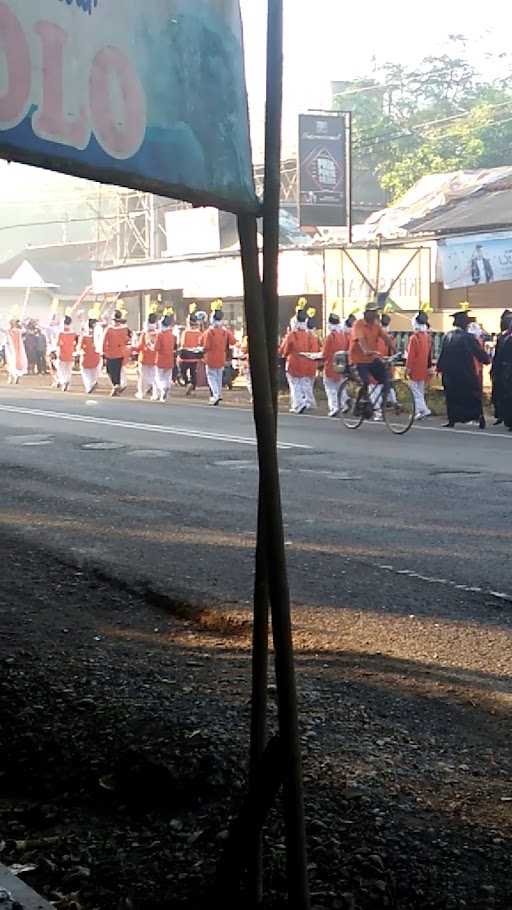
[36,352,47,374]
[181,362,197,389]
[356,359,390,393]
[106,357,123,387]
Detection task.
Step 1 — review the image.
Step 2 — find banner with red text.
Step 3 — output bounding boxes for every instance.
[0,0,257,212]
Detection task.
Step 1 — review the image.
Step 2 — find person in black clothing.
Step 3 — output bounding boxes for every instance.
[437,310,491,429]
[35,328,48,374]
[23,323,38,374]
[491,311,512,430]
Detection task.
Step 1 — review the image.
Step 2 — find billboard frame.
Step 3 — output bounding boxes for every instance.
[298,108,352,235]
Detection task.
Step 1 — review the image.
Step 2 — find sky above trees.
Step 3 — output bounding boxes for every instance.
[241,0,512,159]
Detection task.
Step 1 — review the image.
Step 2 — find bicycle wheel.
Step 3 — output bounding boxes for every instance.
[384,379,415,435]
[339,378,364,430]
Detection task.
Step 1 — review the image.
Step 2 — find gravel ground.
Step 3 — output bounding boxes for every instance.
[1,532,511,910]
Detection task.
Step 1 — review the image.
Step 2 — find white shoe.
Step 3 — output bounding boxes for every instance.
[414,412,424,421]
[328,409,340,418]
[422,409,432,418]
[373,412,383,422]
[135,392,143,400]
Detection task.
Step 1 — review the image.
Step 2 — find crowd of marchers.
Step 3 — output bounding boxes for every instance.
[2,301,512,430]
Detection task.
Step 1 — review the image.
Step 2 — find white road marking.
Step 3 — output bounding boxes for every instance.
[129,450,171,458]
[0,404,311,451]
[5,388,512,441]
[5,434,54,445]
[373,561,511,604]
[82,442,125,450]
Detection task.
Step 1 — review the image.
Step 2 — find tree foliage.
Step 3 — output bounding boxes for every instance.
[334,39,512,201]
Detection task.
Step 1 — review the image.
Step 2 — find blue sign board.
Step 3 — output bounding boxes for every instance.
[0,0,258,213]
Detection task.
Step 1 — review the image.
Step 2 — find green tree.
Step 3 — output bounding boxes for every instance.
[334,39,512,203]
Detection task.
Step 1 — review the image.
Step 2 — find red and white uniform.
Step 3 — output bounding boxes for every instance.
[322,324,349,416]
[79,333,101,393]
[407,325,432,419]
[154,327,176,401]
[135,329,157,399]
[56,327,76,389]
[280,324,318,413]
[202,321,236,404]
[303,330,321,409]
[179,327,203,363]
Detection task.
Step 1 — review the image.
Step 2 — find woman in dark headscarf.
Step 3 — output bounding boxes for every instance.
[491,311,512,431]
[437,310,491,429]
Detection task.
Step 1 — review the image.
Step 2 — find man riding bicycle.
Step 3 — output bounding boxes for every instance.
[348,305,392,400]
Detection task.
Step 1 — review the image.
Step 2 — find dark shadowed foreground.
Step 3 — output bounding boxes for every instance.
[1,532,511,910]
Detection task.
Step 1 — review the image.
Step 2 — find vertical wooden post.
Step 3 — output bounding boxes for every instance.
[248,2,285,903]
[249,495,270,909]
[239,213,310,910]
[263,0,284,413]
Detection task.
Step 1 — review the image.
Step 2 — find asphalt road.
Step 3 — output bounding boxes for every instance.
[1,382,511,613]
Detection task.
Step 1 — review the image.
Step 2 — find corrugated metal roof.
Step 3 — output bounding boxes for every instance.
[406,188,512,235]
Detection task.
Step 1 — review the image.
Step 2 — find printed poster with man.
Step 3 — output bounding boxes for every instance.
[0,0,257,212]
[440,233,512,289]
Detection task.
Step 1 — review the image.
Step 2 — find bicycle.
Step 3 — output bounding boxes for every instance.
[336,353,415,435]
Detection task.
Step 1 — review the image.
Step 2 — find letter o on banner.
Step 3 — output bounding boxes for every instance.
[90,46,146,160]
[0,2,31,128]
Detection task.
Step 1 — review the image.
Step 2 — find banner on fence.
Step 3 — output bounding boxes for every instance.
[439,233,512,289]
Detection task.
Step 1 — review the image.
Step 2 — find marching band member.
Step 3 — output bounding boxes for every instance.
[55,315,76,392]
[103,310,130,397]
[280,308,311,414]
[303,311,321,409]
[135,316,158,400]
[407,311,433,420]
[5,318,27,385]
[179,305,203,396]
[370,311,397,417]
[202,302,235,406]
[79,318,101,394]
[322,311,349,417]
[155,311,176,402]
[119,316,133,391]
